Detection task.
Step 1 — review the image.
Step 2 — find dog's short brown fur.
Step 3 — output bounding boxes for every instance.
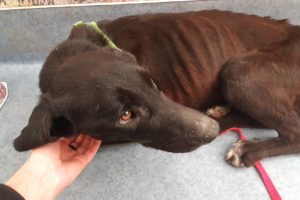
[14,10,300,167]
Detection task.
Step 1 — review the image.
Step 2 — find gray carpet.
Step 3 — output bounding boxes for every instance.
[1,64,300,200]
[1,1,300,200]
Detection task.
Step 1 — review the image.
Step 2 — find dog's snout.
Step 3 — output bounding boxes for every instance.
[194,116,220,142]
[140,93,221,153]
[205,120,220,142]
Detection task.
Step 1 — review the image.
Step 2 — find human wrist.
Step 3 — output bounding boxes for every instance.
[5,159,61,200]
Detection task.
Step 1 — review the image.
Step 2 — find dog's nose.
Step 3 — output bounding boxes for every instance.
[194,116,219,143]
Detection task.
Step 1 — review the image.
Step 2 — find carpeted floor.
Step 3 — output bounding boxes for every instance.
[1,1,300,200]
[1,63,299,200]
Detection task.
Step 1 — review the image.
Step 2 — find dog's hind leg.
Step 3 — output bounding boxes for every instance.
[220,49,300,167]
[205,105,265,131]
[206,105,231,120]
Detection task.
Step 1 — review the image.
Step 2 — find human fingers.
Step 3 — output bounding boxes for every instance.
[63,137,100,176]
[75,137,101,164]
[76,135,94,154]
[82,139,101,163]
[59,136,77,145]
[69,134,86,150]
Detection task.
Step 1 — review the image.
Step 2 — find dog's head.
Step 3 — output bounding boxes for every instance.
[14,25,219,153]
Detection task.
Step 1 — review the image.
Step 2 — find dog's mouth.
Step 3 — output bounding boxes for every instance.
[140,123,219,153]
[131,94,220,153]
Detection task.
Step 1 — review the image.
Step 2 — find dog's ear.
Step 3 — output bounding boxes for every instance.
[67,24,107,47]
[67,22,137,63]
[68,24,95,40]
[14,100,76,152]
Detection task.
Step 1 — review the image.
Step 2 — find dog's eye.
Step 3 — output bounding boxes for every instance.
[119,110,132,124]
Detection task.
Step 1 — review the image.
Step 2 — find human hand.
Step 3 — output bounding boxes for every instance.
[6,134,101,200]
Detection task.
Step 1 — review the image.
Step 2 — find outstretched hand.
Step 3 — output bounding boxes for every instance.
[6,134,101,200]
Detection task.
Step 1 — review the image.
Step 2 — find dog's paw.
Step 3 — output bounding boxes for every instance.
[225,140,245,167]
[206,105,231,119]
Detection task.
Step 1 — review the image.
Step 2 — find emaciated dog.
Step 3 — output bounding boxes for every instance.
[14,10,300,167]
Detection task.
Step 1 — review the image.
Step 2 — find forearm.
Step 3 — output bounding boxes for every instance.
[4,136,100,200]
[5,159,60,200]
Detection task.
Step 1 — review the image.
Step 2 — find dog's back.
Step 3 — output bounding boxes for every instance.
[97,10,290,108]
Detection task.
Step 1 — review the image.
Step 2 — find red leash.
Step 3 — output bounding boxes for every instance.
[221,128,282,200]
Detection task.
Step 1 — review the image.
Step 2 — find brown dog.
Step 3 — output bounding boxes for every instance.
[14,10,300,167]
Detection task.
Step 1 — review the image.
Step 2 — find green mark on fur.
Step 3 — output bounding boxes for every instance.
[74,21,121,51]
